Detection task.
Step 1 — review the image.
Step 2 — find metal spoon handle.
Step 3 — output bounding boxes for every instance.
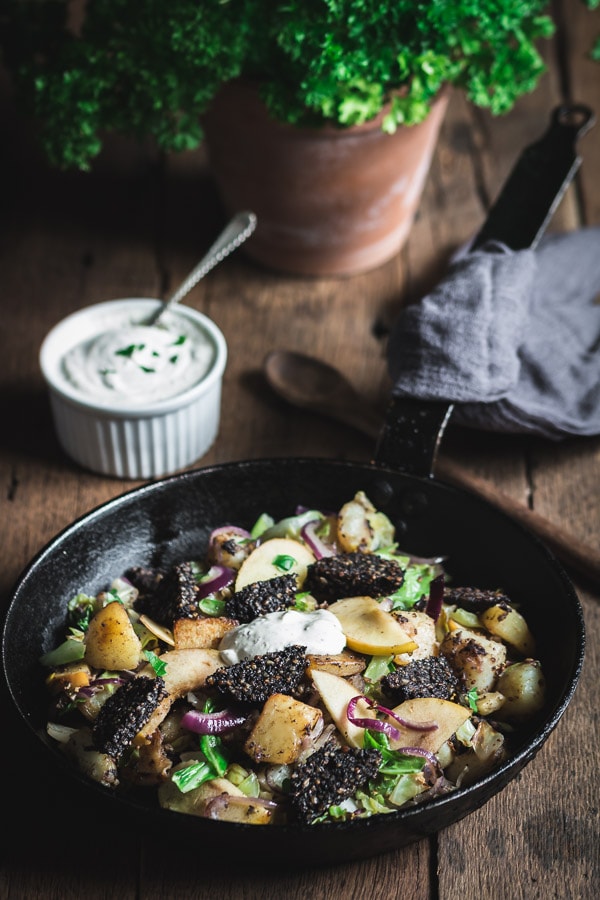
[148,210,257,325]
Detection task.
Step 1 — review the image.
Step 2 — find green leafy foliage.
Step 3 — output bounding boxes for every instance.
[0,0,563,169]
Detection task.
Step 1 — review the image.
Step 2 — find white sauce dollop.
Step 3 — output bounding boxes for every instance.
[61,315,215,404]
[219,609,346,665]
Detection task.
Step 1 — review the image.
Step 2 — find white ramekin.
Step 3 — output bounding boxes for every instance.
[39,298,228,480]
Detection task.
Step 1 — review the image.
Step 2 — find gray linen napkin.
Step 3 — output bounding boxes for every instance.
[387,227,600,440]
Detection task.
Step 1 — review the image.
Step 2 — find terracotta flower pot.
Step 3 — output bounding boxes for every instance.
[202,81,449,277]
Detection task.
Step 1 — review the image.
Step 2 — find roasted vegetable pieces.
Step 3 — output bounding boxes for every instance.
[41,490,546,825]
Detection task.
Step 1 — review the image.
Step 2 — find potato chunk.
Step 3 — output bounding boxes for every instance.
[204,794,274,824]
[495,660,546,720]
[336,491,395,553]
[392,609,438,665]
[479,604,536,657]
[84,601,141,670]
[158,774,244,817]
[440,627,507,693]
[244,693,323,764]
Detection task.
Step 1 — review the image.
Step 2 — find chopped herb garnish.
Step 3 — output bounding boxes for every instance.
[200,733,228,776]
[198,596,226,616]
[466,687,479,712]
[115,343,144,358]
[172,335,187,346]
[143,649,167,677]
[273,554,296,572]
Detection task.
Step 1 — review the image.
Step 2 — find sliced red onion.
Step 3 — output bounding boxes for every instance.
[181,708,247,735]
[300,519,336,559]
[348,704,401,741]
[347,695,438,742]
[347,695,403,741]
[395,746,439,768]
[377,701,438,733]
[208,525,252,543]
[207,526,253,565]
[425,573,445,621]
[196,565,235,599]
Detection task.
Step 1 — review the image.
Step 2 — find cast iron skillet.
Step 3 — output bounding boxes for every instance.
[1,107,592,867]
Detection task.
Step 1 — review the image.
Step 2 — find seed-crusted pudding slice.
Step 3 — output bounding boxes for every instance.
[304,551,405,602]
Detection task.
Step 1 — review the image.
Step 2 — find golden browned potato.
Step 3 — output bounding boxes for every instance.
[440,626,507,692]
[84,602,142,670]
[158,773,245,817]
[480,604,536,657]
[392,609,437,665]
[244,693,323,764]
[336,491,395,552]
[203,794,275,825]
[64,726,119,788]
[495,660,546,720]
[445,720,507,787]
[159,772,274,824]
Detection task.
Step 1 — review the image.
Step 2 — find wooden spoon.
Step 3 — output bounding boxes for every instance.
[264,348,600,586]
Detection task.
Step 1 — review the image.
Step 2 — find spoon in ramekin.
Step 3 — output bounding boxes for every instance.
[147,210,257,326]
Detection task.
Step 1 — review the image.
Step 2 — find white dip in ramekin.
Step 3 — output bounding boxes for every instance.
[40,298,228,480]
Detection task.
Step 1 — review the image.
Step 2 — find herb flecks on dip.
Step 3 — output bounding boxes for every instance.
[61,311,215,405]
[41,491,546,826]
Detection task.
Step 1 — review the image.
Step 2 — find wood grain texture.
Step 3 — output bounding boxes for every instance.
[0,1,598,896]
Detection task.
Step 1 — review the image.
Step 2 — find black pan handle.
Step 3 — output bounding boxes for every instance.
[471,104,595,251]
[374,102,595,477]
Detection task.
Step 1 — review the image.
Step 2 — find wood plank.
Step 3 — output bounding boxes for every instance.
[139,840,431,899]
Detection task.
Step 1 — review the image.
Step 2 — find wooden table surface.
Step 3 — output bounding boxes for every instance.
[1,6,599,898]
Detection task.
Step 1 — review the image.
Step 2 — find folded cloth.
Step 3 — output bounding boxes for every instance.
[387,227,600,440]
